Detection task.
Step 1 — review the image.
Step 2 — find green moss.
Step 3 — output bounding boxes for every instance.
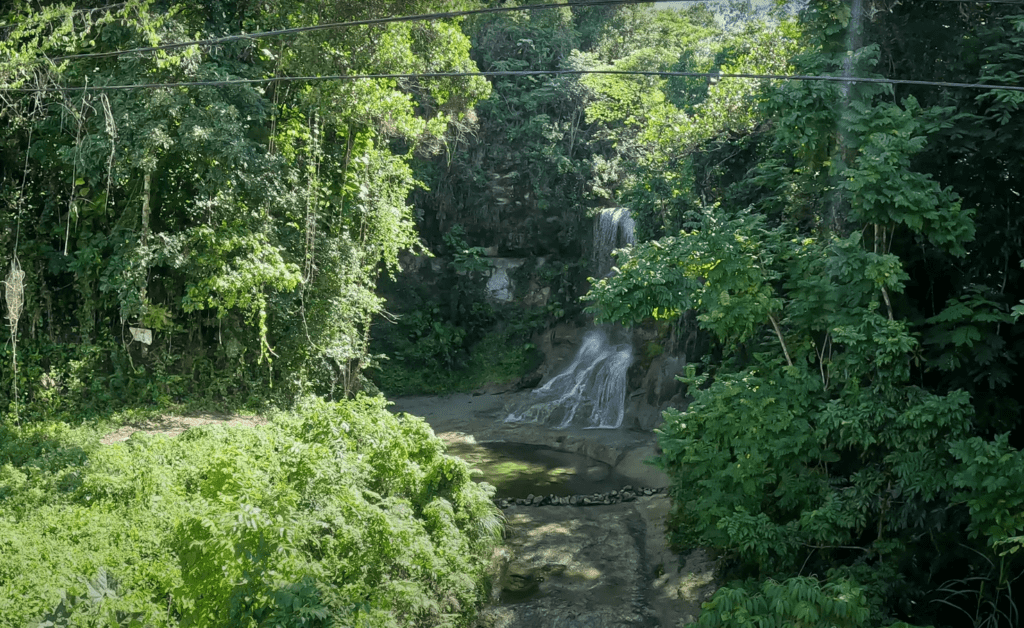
[645,341,665,360]
[372,329,541,396]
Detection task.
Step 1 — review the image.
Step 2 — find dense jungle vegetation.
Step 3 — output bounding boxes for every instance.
[2,0,1024,626]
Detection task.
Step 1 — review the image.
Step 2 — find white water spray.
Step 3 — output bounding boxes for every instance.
[505,328,633,429]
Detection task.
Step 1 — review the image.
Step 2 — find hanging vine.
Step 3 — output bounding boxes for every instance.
[4,257,25,424]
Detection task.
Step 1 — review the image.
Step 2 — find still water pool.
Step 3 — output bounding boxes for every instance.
[444,440,630,498]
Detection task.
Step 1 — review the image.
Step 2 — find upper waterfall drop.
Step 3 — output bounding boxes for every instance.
[593,208,636,278]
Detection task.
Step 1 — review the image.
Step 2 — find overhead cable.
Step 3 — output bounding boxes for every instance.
[40,0,690,64]
[46,0,1023,65]
[2,69,1020,94]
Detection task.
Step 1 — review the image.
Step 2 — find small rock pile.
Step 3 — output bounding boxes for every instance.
[493,485,666,509]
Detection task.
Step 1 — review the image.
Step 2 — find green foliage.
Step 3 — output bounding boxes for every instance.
[586,208,782,348]
[0,398,501,627]
[923,287,1018,392]
[0,0,491,412]
[577,9,800,238]
[837,97,974,256]
[393,307,469,370]
[369,224,500,385]
[695,576,912,628]
[594,201,979,608]
[1012,262,1024,323]
[585,3,1024,626]
[410,1,610,275]
[34,568,154,628]
[371,328,540,396]
[444,225,493,278]
[951,434,1024,550]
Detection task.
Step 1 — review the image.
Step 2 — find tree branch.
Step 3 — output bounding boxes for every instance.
[768,312,793,367]
[881,284,894,321]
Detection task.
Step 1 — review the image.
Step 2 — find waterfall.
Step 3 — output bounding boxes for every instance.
[505,328,633,429]
[505,208,636,430]
[593,208,635,278]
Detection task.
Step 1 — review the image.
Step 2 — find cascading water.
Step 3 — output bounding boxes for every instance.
[593,207,636,278]
[505,208,635,429]
[506,328,632,429]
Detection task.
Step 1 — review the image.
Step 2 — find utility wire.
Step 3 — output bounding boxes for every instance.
[2,69,1020,94]
[39,0,687,65]
[3,0,1021,94]
[36,0,1021,66]
[3,0,1021,54]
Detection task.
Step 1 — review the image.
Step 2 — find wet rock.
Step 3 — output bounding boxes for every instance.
[615,447,670,489]
[514,370,544,391]
[500,565,544,603]
[637,495,718,627]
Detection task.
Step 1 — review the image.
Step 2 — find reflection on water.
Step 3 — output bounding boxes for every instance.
[445,441,629,498]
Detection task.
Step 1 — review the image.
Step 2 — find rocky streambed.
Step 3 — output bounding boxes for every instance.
[480,495,717,628]
[389,393,718,627]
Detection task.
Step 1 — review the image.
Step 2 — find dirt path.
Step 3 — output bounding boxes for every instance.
[99,413,266,445]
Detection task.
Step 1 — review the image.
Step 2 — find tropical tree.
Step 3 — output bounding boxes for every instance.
[0,0,489,413]
[585,1,1023,625]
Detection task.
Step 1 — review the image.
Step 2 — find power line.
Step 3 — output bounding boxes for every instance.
[39,0,689,65]
[4,0,1022,62]
[3,0,1017,71]
[2,69,1020,94]
[51,0,1019,67]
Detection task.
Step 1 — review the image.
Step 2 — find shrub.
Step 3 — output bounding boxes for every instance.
[0,397,501,627]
